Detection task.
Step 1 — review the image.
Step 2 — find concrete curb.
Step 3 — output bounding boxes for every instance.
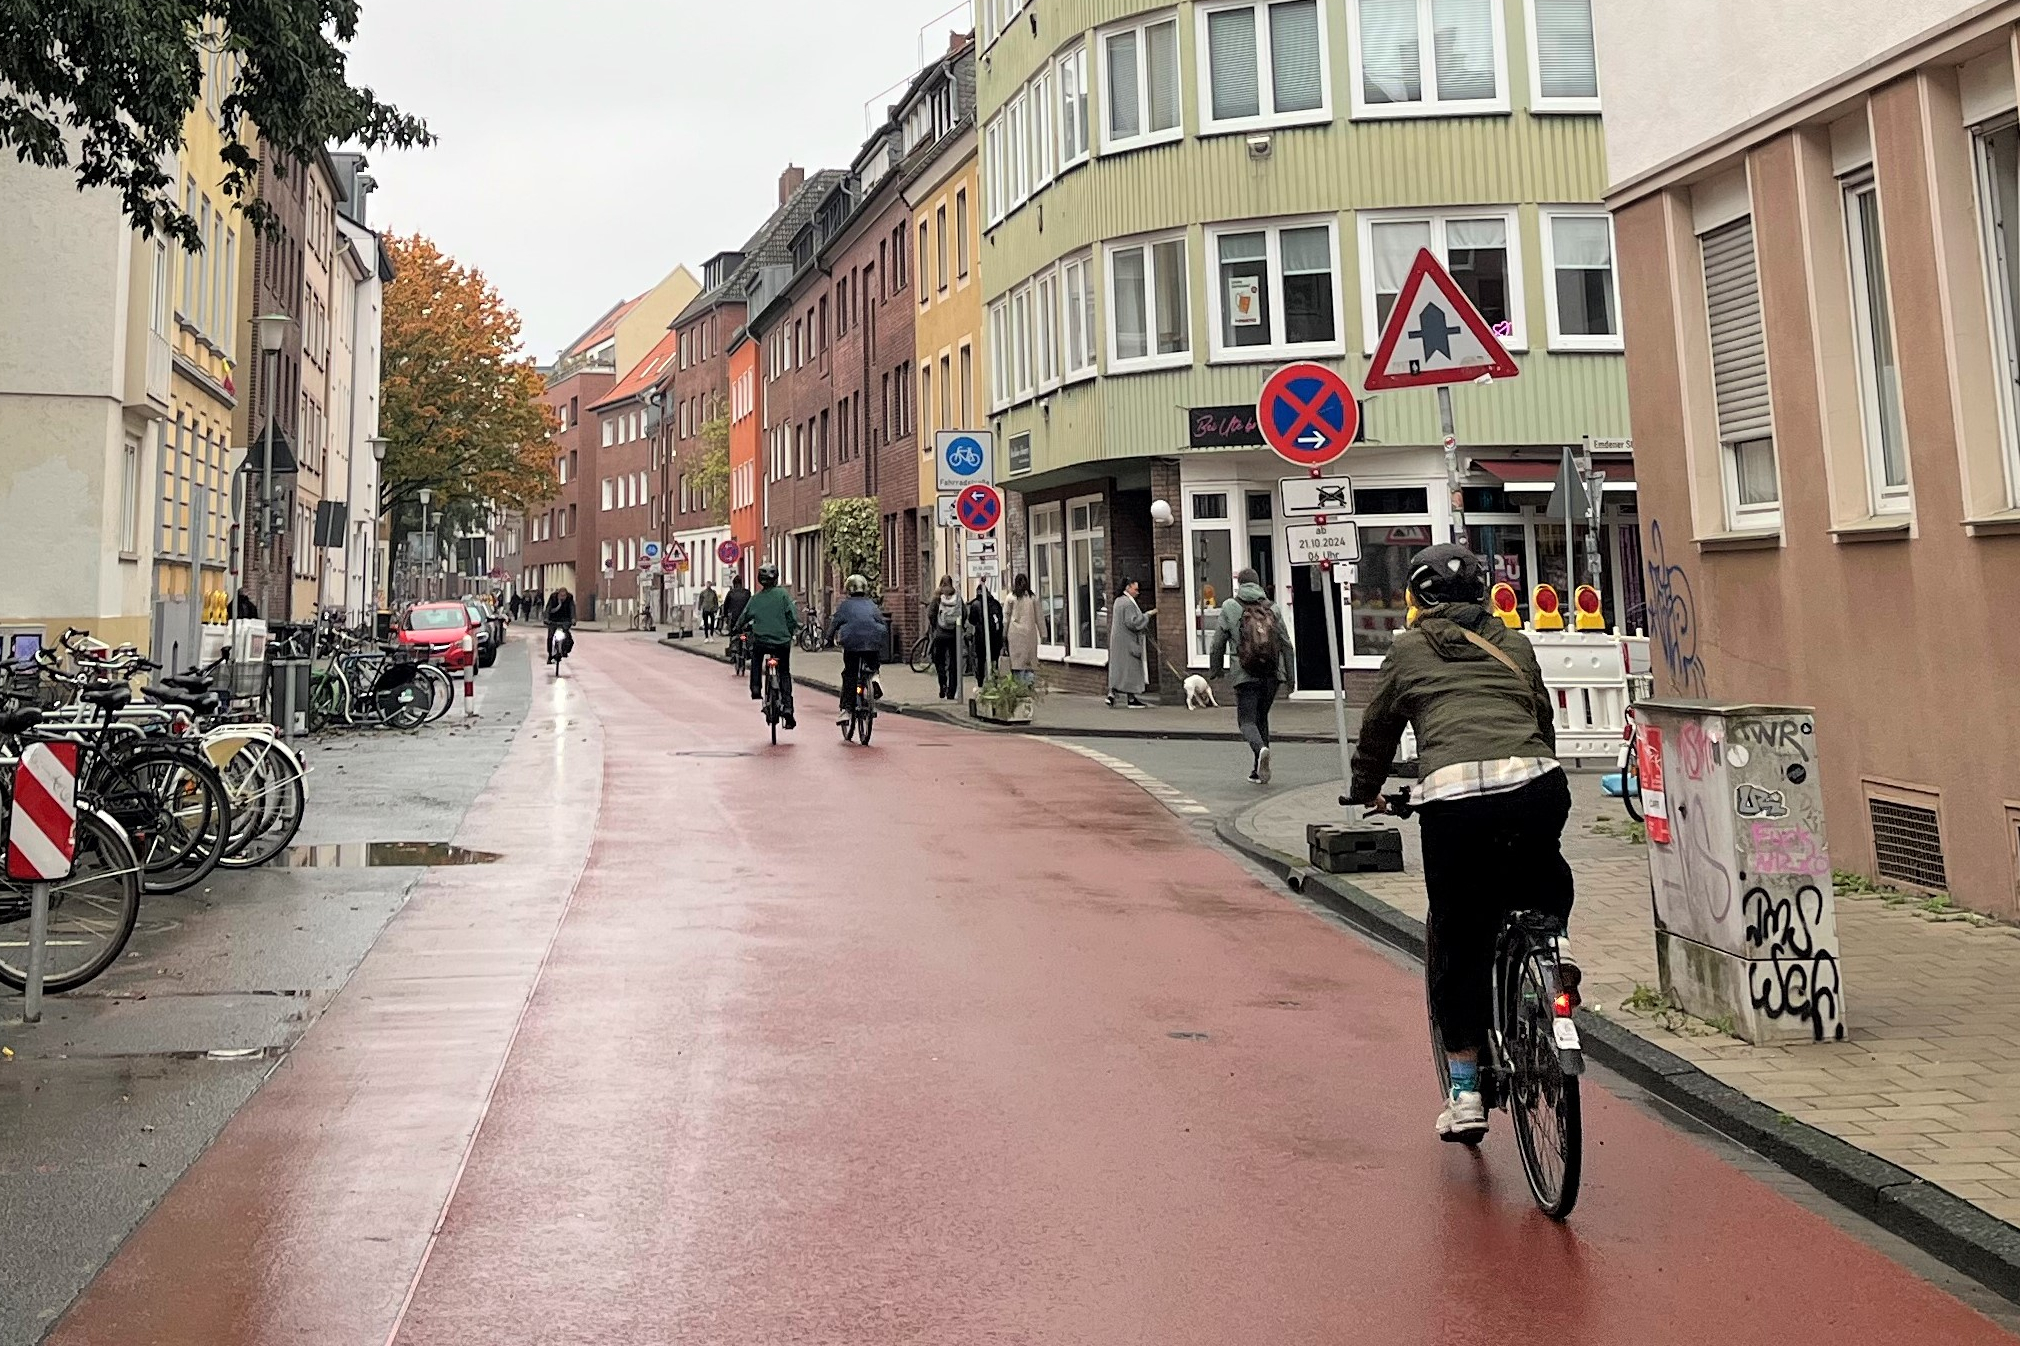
[652,635,1344,743]
[1211,818,2020,1306]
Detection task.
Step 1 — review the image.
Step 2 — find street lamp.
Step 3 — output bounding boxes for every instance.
[254,312,292,614]
[418,488,433,602]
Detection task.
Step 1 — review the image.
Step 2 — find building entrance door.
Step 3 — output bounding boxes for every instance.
[1289,565,1344,694]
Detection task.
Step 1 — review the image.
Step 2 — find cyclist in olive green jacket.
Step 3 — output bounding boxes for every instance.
[1346,544,1577,1145]
[730,565,801,729]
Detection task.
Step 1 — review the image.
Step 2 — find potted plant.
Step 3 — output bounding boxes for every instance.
[971,671,1039,724]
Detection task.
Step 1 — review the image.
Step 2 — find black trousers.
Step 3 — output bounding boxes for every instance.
[840,651,881,711]
[1235,677,1279,760]
[931,634,959,698]
[1420,771,1574,1055]
[749,640,794,713]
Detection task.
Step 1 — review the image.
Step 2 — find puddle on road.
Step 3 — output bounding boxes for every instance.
[279,842,503,869]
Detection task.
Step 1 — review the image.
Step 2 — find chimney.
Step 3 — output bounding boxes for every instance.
[950,30,966,54]
[778,165,805,206]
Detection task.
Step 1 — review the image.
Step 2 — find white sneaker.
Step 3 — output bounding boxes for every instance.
[1437,1091,1488,1142]
[1257,746,1272,785]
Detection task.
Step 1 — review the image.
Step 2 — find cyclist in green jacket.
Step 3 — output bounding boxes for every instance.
[730,564,800,729]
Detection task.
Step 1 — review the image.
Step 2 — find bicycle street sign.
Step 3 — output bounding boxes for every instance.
[1258,363,1360,468]
[936,430,995,492]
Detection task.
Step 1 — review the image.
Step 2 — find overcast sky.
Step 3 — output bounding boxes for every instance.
[348,0,971,361]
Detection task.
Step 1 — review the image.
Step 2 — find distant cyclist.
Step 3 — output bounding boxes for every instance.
[543,586,577,664]
[828,574,889,726]
[1344,544,1577,1144]
[730,564,799,730]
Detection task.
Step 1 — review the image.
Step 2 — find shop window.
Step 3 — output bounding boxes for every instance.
[1069,495,1109,654]
[1030,502,1068,653]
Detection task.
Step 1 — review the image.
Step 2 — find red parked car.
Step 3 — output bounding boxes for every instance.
[398,601,478,670]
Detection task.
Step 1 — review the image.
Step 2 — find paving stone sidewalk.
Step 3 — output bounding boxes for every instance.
[1236,778,2020,1230]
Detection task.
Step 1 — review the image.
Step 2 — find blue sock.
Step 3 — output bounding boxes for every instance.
[1448,1060,1479,1096]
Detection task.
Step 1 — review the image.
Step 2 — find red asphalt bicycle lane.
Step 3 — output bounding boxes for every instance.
[53,635,2019,1344]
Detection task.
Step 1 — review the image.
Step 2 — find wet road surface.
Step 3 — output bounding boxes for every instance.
[45,634,2020,1344]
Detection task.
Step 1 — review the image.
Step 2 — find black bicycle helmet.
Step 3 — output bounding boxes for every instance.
[757,563,780,587]
[1407,543,1488,607]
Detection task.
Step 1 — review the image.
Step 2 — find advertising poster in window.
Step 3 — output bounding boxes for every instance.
[1228,274,1263,327]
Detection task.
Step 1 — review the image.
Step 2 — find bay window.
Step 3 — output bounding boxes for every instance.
[1527,0,1599,112]
[1351,0,1507,118]
[1060,252,1098,379]
[1101,13,1182,152]
[1207,218,1342,359]
[1198,1,1329,133]
[1011,283,1035,401]
[1058,44,1091,168]
[1107,233,1191,369]
[1541,209,1620,350]
[1359,209,1523,350]
[1036,269,1061,389]
[989,298,1011,410]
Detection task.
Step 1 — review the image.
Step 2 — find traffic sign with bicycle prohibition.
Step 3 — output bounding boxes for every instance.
[1257,362,1360,469]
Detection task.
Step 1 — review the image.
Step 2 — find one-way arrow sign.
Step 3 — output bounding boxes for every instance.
[1364,248,1520,391]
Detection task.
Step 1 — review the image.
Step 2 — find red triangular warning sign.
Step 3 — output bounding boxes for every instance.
[1363,248,1520,392]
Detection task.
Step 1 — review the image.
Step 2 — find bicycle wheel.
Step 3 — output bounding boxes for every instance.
[1508,948,1583,1219]
[909,634,934,674]
[306,670,340,733]
[96,746,229,895]
[0,808,142,993]
[372,671,431,730]
[856,704,874,746]
[214,738,307,869]
[415,663,455,723]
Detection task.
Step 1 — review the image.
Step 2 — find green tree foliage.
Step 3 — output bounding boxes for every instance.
[690,413,731,527]
[0,2,430,247]
[820,498,882,594]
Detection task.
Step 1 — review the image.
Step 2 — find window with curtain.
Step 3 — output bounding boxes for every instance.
[1529,0,1598,107]
[1355,0,1504,114]
[1102,14,1182,150]
[1544,210,1619,348]
[1209,219,1339,357]
[1202,2,1327,130]
[1361,211,1520,348]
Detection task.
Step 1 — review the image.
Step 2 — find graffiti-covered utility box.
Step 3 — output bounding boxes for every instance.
[1637,700,1845,1045]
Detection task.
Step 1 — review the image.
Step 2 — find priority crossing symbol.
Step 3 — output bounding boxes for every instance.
[1257,362,1360,469]
[956,483,1003,534]
[1363,248,1520,391]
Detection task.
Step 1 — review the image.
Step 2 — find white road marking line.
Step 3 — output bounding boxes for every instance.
[1053,743,1214,822]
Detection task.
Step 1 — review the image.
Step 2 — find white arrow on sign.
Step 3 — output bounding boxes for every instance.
[1297,429,1328,450]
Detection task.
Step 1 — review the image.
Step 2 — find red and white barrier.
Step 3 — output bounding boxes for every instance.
[8,742,79,882]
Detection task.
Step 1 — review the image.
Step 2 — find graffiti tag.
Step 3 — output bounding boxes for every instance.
[1748,823,1829,877]
[1735,784,1790,820]
[1645,520,1708,698]
[1731,717,1814,763]
[1743,885,1844,1042]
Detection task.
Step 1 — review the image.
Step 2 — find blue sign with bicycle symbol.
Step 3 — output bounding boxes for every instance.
[935,430,995,491]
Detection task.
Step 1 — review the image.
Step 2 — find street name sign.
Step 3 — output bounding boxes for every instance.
[1363,248,1520,391]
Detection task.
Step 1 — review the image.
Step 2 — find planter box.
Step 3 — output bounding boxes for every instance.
[969,696,1035,724]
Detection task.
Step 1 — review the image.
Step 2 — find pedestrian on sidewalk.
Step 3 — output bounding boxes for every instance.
[928,576,963,700]
[1345,543,1573,1145]
[967,583,1005,680]
[722,574,751,633]
[828,575,889,724]
[699,583,721,638]
[1209,568,1294,784]
[1106,578,1153,708]
[1005,574,1040,687]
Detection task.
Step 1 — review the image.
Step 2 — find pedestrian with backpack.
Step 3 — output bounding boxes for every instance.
[1209,568,1295,784]
[928,576,964,700]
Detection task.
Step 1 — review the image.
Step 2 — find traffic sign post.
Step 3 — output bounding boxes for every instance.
[8,742,79,1023]
[1257,363,1359,469]
[936,430,996,493]
[1362,248,1521,551]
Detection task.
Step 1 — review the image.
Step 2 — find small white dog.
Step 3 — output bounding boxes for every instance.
[1183,673,1218,710]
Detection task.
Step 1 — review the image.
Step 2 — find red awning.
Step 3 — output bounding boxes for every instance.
[1476,458,1635,486]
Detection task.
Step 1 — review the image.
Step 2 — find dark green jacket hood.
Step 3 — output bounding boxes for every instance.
[1347,603,1556,803]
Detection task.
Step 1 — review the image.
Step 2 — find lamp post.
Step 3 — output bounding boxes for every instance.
[254,312,291,615]
[418,488,433,602]
[363,436,389,620]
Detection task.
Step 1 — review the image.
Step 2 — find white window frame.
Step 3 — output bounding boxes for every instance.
[1065,492,1109,665]
[1098,12,1184,155]
[1057,43,1091,171]
[1842,172,1911,514]
[602,418,615,447]
[1195,1,1333,136]
[1699,214,1782,532]
[1035,268,1062,390]
[1203,215,1345,362]
[1347,0,1510,121]
[1539,208,1622,352]
[1060,251,1099,382]
[1525,0,1601,114]
[1355,207,1527,352]
[1971,118,2020,509]
[985,115,1006,226]
[1011,282,1036,402]
[601,477,613,511]
[1105,231,1192,373]
[988,297,1012,411]
[1029,501,1069,660]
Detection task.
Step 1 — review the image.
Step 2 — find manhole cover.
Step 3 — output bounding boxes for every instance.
[673,750,754,759]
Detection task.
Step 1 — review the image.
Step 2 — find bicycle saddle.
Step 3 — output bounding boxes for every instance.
[82,686,133,712]
[162,674,214,694]
[0,707,43,735]
[147,685,219,713]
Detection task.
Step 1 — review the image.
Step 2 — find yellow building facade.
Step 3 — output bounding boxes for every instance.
[907,120,982,591]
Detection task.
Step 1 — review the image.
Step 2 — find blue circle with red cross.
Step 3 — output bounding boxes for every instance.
[1258,362,1360,468]
[957,484,1002,533]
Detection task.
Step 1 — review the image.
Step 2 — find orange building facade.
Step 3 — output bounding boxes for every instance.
[727,333,760,579]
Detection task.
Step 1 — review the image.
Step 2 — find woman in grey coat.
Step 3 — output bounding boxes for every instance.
[1105,578,1154,708]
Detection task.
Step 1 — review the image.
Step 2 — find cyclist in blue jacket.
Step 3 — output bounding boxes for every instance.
[827,574,889,725]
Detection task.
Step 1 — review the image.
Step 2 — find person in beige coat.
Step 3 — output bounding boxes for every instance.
[1005,573,1041,685]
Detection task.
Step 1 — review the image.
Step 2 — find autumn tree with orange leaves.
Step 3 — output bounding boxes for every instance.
[379,235,555,528]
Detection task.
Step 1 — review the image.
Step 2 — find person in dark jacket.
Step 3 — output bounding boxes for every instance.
[722,576,752,631]
[1208,569,1295,784]
[543,587,577,663]
[927,576,963,699]
[966,583,1005,678]
[729,564,799,728]
[1347,543,1573,1146]
[827,574,889,723]
[233,587,260,619]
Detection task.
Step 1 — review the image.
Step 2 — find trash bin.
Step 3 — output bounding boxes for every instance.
[1636,700,1845,1044]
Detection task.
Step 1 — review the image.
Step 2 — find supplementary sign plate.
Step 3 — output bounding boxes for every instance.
[1284,523,1362,566]
[1279,475,1353,519]
[1364,248,1520,391]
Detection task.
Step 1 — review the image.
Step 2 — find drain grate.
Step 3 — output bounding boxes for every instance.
[1869,794,1947,890]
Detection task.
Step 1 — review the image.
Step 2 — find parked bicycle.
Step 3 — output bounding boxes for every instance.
[1372,788,1586,1219]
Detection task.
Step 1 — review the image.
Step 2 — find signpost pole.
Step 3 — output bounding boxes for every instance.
[24,881,48,1023]
[1319,562,1354,792]
[1438,385,1467,550]
[979,577,994,687]
[1581,438,1606,592]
